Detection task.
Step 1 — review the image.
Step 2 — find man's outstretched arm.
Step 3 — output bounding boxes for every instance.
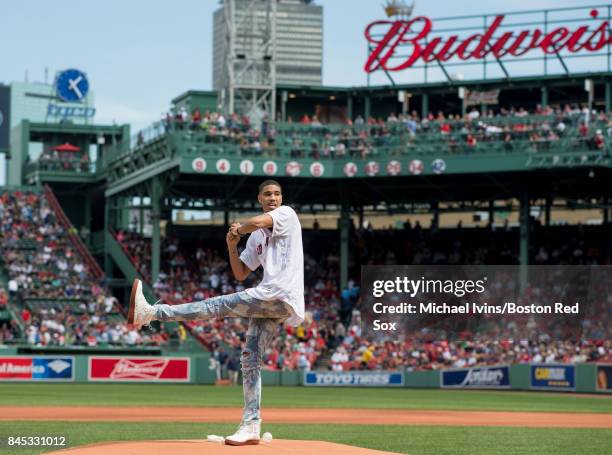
[226,231,251,281]
[234,214,273,236]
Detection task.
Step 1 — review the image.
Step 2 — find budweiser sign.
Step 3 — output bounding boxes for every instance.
[365,9,610,72]
[89,356,190,382]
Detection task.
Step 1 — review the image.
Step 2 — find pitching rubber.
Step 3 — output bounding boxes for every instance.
[127,278,138,326]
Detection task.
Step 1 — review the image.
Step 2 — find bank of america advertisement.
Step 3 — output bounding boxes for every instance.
[0,356,74,381]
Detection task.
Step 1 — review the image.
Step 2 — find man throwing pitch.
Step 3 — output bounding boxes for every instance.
[128,180,304,445]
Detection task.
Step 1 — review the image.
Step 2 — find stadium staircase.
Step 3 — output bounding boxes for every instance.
[105,231,204,352]
[44,185,202,351]
[43,185,105,280]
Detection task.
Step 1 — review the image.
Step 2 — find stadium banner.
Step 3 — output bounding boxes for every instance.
[465,90,500,106]
[530,364,575,390]
[596,365,612,392]
[441,365,510,389]
[304,370,404,387]
[0,356,74,382]
[88,356,190,382]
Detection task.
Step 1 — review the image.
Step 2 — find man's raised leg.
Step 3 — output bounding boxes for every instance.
[128,278,291,328]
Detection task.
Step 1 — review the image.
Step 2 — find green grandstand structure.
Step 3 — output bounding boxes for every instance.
[6,73,612,300]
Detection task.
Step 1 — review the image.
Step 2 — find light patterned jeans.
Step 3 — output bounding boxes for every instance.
[154,291,291,423]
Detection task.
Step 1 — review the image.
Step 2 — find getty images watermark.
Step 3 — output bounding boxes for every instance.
[360,265,611,337]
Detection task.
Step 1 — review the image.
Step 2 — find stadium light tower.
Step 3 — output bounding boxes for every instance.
[221,0,277,124]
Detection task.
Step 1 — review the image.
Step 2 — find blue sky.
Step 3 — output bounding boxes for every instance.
[0,0,593,132]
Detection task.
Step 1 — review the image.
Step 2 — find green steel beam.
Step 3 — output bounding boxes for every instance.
[278,72,612,96]
[541,86,548,107]
[339,187,350,290]
[104,197,113,278]
[347,96,353,121]
[139,201,145,235]
[151,177,162,284]
[27,123,125,135]
[519,193,530,292]
[105,157,180,197]
[84,189,91,240]
[24,170,103,185]
[421,93,429,119]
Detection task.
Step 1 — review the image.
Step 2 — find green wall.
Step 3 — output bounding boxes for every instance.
[1,357,608,393]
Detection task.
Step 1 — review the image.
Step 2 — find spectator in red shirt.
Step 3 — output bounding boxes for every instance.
[466,134,477,148]
[592,130,605,150]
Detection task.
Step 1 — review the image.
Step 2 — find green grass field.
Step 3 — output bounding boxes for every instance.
[1,384,611,413]
[0,384,611,455]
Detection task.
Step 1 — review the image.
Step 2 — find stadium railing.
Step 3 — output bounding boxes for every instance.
[104,114,610,168]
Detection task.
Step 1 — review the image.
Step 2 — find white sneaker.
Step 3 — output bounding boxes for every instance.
[225,420,261,446]
[127,279,156,329]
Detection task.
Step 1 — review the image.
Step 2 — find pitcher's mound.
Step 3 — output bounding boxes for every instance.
[48,439,401,455]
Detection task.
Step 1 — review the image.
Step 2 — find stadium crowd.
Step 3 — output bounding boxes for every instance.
[151,103,610,159]
[1,189,608,365]
[0,189,166,347]
[116,218,611,371]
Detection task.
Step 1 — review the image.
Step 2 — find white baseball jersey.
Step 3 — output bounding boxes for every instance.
[240,205,304,326]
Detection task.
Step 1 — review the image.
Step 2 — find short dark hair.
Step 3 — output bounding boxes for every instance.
[258,180,282,194]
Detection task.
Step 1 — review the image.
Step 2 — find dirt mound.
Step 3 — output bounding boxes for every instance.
[47,439,401,455]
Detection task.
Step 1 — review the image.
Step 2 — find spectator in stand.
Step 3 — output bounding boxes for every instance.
[0,289,7,308]
[192,108,202,130]
[8,279,17,300]
[592,129,605,151]
[227,347,241,385]
[467,108,480,120]
[466,134,477,149]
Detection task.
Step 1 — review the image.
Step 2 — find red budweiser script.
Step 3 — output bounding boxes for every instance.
[364,10,610,72]
[89,357,190,382]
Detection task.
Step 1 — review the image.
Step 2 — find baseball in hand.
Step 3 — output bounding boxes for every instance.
[262,432,273,443]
